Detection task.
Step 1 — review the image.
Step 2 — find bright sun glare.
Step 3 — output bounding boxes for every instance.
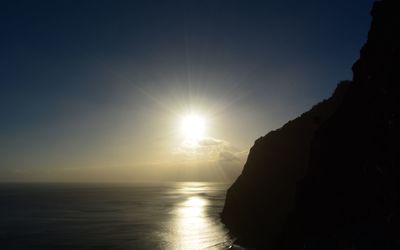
[180,114,207,142]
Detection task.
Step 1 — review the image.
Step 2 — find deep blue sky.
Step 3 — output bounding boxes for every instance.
[0,0,374,181]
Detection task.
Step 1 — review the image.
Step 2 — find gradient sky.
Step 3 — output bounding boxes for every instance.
[1,0,373,182]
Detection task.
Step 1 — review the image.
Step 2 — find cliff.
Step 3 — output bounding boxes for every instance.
[221,0,400,249]
[221,81,351,247]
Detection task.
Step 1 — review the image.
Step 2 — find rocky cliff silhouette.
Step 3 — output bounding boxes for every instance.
[221,0,400,249]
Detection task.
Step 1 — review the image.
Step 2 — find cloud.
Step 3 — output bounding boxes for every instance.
[198,137,225,146]
[175,136,247,166]
[219,151,241,163]
[171,136,248,181]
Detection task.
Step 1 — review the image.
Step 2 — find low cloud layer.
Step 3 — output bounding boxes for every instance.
[175,137,247,166]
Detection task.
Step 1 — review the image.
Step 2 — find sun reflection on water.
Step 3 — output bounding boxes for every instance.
[182,196,207,215]
[165,183,232,250]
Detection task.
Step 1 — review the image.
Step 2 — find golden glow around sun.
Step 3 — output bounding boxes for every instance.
[180,114,207,142]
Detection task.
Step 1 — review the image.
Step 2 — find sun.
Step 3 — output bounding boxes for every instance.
[180,114,207,142]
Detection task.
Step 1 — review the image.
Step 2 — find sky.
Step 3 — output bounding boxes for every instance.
[0,0,373,182]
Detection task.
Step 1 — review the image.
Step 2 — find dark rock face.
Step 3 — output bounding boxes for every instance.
[221,0,400,249]
[221,82,350,247]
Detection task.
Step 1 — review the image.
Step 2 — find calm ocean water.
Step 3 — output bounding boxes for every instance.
[0,182,234,250]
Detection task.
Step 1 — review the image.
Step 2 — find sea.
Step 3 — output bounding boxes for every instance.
[0,182,235,250]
